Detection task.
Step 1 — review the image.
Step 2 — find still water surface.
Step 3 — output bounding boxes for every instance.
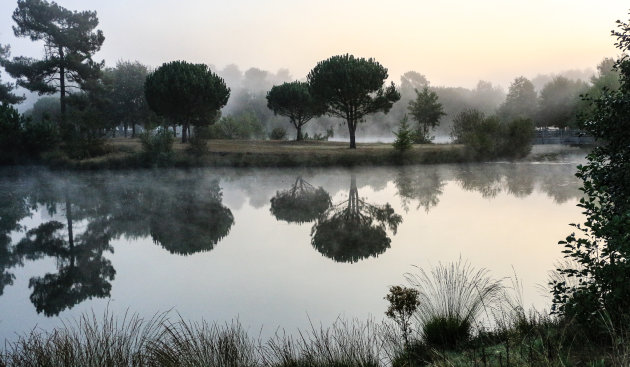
[0,156,585,342]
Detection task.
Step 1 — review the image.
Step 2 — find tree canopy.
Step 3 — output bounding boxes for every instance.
[0,44,25,104]
[551,16,630,332]
[408,86,446,143]
[307,54,400,148]
[537,76,588,129]
[498,76,537,122]
[266,81,326,141]
[145,61,230,143]
[3,0,105,118]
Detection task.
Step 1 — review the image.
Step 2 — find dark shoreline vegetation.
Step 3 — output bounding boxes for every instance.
[3,140,591,170]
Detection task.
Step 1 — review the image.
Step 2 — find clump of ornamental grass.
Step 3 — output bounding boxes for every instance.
[0,309,165,367]
[146,317,259,367]
[261,318,384,367]
[405,259,504,350]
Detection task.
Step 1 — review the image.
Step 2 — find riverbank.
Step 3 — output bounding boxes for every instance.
[36,139,589,170]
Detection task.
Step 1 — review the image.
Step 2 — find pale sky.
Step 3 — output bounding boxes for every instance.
[0,0,628,89]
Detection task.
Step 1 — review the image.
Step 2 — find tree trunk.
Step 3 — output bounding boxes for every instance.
[59,47,66,126]
[348,121,357,149]
[132,124,136,138]
[182,122,188,143]
[124,122,128,138]
[296,125,303,141]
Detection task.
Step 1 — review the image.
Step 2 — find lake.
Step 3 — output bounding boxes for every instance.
[0,151,586,342]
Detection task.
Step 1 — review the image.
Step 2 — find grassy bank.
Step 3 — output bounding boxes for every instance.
[36,139,588,170]
[1,309,626,367]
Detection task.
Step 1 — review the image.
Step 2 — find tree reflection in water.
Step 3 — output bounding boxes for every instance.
[270,176,331,224]
[149,179,234,255]
[311,176,402,263]
[15,189,115,317]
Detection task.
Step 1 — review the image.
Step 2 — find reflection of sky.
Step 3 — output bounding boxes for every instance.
[0,163,584,342]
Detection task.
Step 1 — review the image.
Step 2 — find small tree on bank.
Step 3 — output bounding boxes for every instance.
[145,61,230,143]
[308,54,400,148]
[266,81,325,141]
[408,86,446,143]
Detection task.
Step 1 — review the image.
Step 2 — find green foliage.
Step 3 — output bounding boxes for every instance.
[408,87,446,143]
[0,103,24,161]
[0,102,59,162]
[498,76,538,122]
[107,60,153,137]
[423,316,471,349]
[3,0,105,116]
[25,96,60,124]
[145,60,230,143]
[308,54,401,148]
[537,76,588,129]
[269,126,288,140]
[551,16,630,335]
[208,111,265,140]
[385,285,420,346]
[266,81,325,141]
[451,109,534,159]
[187,126,209,156]
[0,44,25,104]
[140,128,175,164]
[393,115,414,153]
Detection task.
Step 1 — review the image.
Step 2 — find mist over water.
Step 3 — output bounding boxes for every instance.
[0,150,586,342]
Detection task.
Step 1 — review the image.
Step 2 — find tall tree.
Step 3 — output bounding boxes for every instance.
[3,0,104,122]
[0,44,25,104]
[408,86,446,143]
[145,61,230,143]
[308,54,400,148]
[498,76,537,122]
[108,61,152,137]
[266,81,326,140]
[537,76,588,129]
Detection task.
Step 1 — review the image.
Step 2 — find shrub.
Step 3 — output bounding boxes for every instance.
[451,109,534,159]
[21,119,59,156]
[140,128,175,164]
[269,127,287,140]
[0,103,24,162]
[392,115,414,153]
[385,285,420,346]
[187,126,208,156]
[422,315,471,349]
[208,111,265,140]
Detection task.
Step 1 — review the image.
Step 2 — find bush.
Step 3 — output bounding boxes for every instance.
[208,111,265,140]
[0,103,59,163]
[422,316,471,349]
[140,128,175,164]
[187,126,208,156]
[269,127,287,140]
[21,120,59,156]
[451,109,534,159]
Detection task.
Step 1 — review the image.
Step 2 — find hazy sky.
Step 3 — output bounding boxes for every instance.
[0,0,628,89]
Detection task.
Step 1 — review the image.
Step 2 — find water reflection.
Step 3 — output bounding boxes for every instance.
[147,178,234,255]
[270,177,331,224]
[0,161,584,318]
[311,176,402,263]
[394,167,444,212]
